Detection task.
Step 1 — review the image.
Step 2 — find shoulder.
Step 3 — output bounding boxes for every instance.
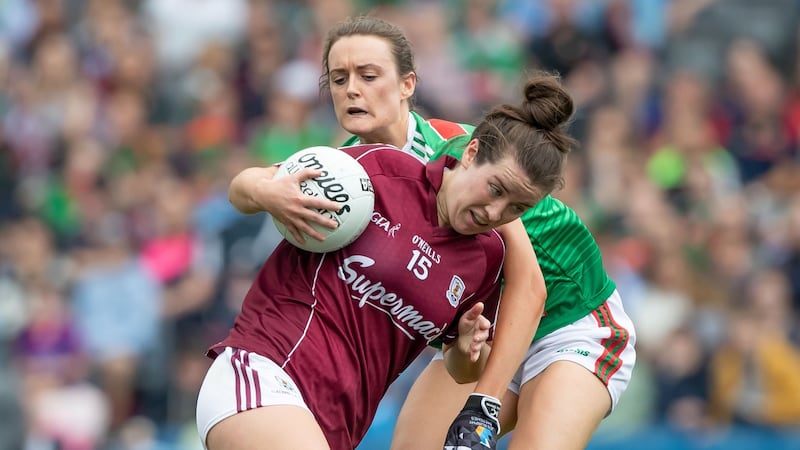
[341,143,425,178]
[475,229,507,269]
[526,196,584,226]
[413,111,474,142]
[523,197,599,249]
[340,143,400,158]
[426,118,473,139]
[471,229,506,286]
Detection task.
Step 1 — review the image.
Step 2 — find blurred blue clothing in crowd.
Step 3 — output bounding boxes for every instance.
[72,260,161,361]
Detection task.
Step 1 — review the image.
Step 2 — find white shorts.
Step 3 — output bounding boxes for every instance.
[195,347,311,447]
[434,290,636,412]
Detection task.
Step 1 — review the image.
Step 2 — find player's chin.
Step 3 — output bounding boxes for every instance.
[453,221,487,236]
[341,115,373,132]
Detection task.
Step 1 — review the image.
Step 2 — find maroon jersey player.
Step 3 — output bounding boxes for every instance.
[198,74,572,450]
[206,145,503,448]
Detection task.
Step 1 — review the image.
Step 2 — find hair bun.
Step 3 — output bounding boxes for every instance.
[522,75,574,132]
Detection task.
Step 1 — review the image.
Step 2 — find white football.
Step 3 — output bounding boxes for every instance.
[272,146,374,253]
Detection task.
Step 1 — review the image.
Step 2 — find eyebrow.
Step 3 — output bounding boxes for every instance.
[496,177,536,209]
[329,63,384,74]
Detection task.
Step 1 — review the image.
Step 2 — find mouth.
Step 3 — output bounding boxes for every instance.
[470,210,488,227]
[346,106,368,116]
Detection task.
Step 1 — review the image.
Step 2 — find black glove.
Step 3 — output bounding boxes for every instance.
[443,393,501,450]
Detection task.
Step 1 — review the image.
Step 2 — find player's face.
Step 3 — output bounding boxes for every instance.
[439,140,540,235]
[327,35,415,146]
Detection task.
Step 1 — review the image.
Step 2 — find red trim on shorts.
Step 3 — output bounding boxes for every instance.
[231,350,244,412]
[246,352,263,408]
[591,302,629,385]
[242,351,252,410]
[231,349,263,412]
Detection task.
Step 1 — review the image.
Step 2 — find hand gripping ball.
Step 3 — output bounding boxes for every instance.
[272,146,375,253]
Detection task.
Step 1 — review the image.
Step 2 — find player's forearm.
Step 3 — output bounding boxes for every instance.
[474,297,543,397]
[474,219,546,398]
[228,166,278,214]
[443,343,491,384]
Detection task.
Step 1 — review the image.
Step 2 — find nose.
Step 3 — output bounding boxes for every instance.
[485,201,504,223]
[346,78,360,98]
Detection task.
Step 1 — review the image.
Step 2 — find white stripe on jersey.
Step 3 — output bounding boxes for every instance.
[410,130,435,163]
[354,146,426,167]
[282,255,326,369]
[490,229,505,283]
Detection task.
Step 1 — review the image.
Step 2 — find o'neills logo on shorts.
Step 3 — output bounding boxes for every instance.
[285,152,352,216]
[338,255,445,342]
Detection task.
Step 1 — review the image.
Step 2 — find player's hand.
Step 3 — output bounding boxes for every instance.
[267,167,341,243]
[443,393,501,450]
[456,302,491,363]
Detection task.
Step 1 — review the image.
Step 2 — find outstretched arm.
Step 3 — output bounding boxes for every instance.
[475,217,545,398]
[440,218,545,450]
[227,166,342,244]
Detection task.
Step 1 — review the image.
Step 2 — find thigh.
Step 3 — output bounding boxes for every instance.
[197,347,326,449]
[207,405,330,450]
[499,388,520,435]
[507,361,610,450]
[503,293,635,449]
[390,359,476,450]
[507,290,636,412]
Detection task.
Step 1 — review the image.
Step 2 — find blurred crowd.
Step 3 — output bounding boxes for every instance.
[2,0,800,449]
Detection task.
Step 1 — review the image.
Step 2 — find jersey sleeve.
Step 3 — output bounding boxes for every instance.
[340,143,401,159]
[415,112,474,162]
[426,119,473,140]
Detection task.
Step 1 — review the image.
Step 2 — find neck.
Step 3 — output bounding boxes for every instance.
[359,111,410,147]
[436,169,452,227]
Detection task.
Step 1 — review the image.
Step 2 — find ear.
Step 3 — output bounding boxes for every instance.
[400,72,416,100]
[461,138,479,168]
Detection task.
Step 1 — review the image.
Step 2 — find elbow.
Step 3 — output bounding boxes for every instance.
[443,346,488,384]
[446,363,481,384]
[534,284,547,313]
[451,372,480,384]
[443,360,481,384]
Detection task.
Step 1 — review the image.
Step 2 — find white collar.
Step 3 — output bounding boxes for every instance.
[400,111,416,154]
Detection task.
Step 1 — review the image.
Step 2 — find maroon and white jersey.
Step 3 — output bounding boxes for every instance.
[210,144,505,449]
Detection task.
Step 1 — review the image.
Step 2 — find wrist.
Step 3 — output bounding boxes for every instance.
[252,176,274,212]
[465,393,501,431]
[446,393,502,448]
[473,381,506,401]
[468,392,501,405]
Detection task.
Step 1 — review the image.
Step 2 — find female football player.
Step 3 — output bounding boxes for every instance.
[198,73,575,449]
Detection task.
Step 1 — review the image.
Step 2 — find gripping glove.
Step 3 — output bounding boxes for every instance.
[443,393,501,450]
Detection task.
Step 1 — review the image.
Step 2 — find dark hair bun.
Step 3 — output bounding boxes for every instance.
[521,75,574,132]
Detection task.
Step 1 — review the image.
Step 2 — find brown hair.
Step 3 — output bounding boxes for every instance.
[319,16,416,92]
[472,73,576,201]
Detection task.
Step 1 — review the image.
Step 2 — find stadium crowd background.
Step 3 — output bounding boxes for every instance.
[1,0,800,449]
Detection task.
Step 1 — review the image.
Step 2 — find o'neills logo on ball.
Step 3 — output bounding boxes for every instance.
[283,152,352,217]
